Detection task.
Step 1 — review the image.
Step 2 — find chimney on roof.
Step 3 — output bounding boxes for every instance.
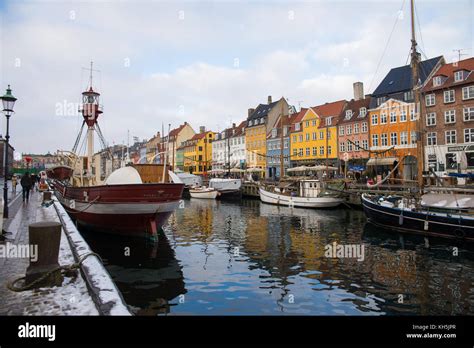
[268,95,272,104]
[353,82,364,101]
[184,121,187,125]
[232,123,236,128]
[200,126,206,134]
[248,108,255,117]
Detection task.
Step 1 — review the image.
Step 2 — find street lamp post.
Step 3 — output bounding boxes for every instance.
[1,85,17,219]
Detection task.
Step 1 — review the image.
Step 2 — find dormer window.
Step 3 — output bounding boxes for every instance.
[260,118,264,124]
[454,70,465,82]
[295,123,300,131]
[433,76,443,87]
[345,110,352,119]
[248,120,253,126]
[359,107,367,117]
[325,117,332,126]
[271,129,277,138]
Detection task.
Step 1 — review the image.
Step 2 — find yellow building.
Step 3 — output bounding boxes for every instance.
[245,96,289,175]
[182,129,215,175]
[290,100,346,167]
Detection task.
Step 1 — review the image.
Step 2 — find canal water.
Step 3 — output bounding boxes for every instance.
[82,199,474,315]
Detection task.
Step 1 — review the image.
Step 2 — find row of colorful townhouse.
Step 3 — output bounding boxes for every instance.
[138,55,474,180]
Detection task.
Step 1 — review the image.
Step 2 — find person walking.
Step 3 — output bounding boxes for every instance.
[11,175,17,194]
[21,172,32,203]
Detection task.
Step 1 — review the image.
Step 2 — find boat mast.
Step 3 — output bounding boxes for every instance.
[227,123,231,176]
[280,102,284,179]
[410,0,424,190]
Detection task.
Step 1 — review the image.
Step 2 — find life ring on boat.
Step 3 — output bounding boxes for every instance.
[454,229,465,238]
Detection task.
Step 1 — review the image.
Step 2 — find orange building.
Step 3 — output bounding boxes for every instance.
[368,99,418,180]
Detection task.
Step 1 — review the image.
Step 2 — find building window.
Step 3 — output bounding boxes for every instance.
[425,94,436,106]
[410,108,416,121]
[464,107,474,121]
[381,133,388,146]
[444,90,455,103]
[446,153,457,170]
[345,110,352,119]
[427,132,437,145]
[325,117,332,126]
[354,123,360,134]
[354,140,360,152]
[400,131,408,145]
[445,110,456,124]
[380,113,387,124]
[433,76,442,87]
[445,130,457,144]
[293,149,297,157]
[306,133,310,141]
[404,90,414,101]
[376,97,386,106]
[390,132,398,146]
[312,132,317,140]
[319,146,324,155]
[359,107,367,117]
[462,86,474,100]
[306,147,310,156]
[362,122,368,133]
[390,112,397,123]
[362,139,368,150]
[339,127,345,136]
[465,129,474,143]
[340,142,345,152]
[346,125,352,135]
[320,131,324,139]
[299,148,303,157]
[400,110,407,122]
[295,123,300,131]
[306,121,310,127]
[411,131,417,144]
[312,119,317,126]
[372,134,379,147]
[293,135,297,143]
[299,135,303,142]
[327,130,331,140]
[312,147,317,155]
[371,114,378,125]
[271,129,277,138]
[426,112,436,126]
[454,70,464,82]
[347,142,353,152]
[328,146,332,155]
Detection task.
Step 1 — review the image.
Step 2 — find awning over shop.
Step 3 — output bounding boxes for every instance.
[366,157,398,166]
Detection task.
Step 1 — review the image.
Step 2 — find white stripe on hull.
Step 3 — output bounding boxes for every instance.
[259,187,343,208]
[189,191,218,199]
[55,191,180,215]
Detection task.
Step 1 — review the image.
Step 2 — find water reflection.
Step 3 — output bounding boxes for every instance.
[81,230,186,315]
[82,199,474,315]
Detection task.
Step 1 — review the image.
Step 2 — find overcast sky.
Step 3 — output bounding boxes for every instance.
[0,0,472,156]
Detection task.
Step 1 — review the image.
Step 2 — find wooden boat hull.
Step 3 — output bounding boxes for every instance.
[361,194,474,241]
[53,181,184,237]
[259,187,343,208]
[189,189,218,199]
[46,166,74,181]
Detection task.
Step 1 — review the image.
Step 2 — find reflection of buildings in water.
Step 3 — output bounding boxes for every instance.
[81,231,186,315]
[361,223,474,314]
[169,199,216,241]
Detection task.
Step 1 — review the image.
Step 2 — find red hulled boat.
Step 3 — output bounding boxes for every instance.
[52,63,184,238]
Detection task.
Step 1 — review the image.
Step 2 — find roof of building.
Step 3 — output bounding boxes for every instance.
[247,101,279,122]
[337,96,372,125]
[312,100,347,126]
[289,108,308,132]
[231,121,246,137]
[372,56,444,96]
[422,57,474,92]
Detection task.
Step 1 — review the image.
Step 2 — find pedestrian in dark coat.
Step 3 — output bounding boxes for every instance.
[21,172,33,202]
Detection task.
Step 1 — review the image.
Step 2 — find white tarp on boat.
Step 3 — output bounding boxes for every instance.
[421,193,474,209]
[176,172,202,187]
[209,178,242,191]
[105,166,143,185]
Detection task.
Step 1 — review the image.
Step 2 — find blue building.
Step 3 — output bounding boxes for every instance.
[266,114,292,179]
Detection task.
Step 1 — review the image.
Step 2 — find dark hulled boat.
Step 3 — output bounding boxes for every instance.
[361,194,474,241]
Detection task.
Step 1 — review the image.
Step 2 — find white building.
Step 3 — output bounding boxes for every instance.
[212,121,246,171]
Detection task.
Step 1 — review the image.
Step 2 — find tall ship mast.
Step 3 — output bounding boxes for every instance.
[49,63,184,239]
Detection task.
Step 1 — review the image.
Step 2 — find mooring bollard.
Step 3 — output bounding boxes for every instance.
[25,221,63,288]
[42,191,52,203]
